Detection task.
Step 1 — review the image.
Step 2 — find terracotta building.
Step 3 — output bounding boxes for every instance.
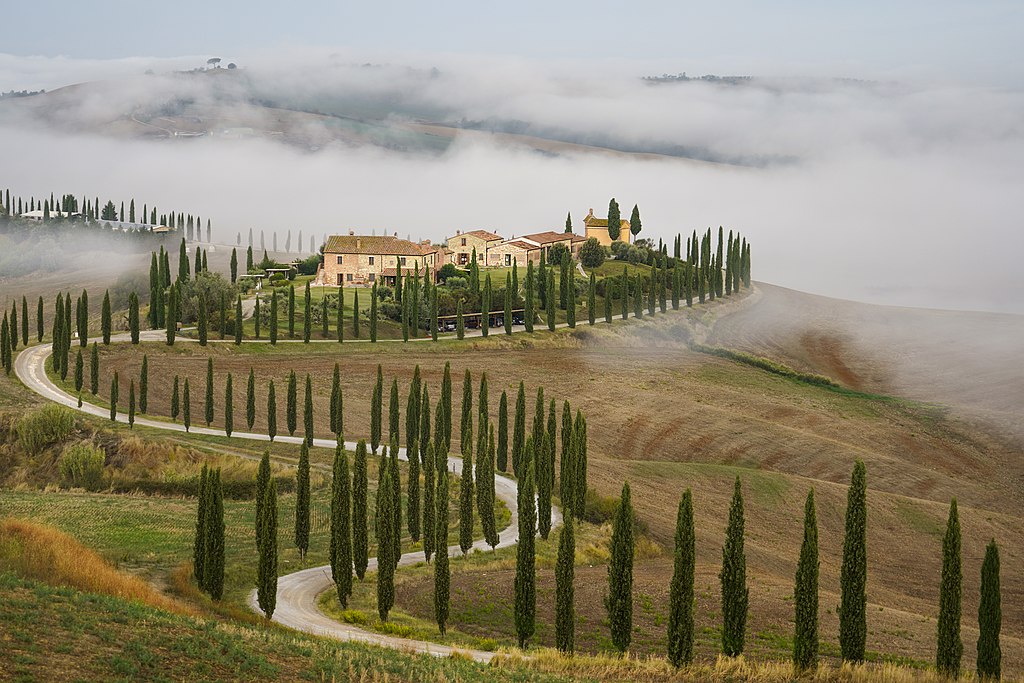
[582,208,632,248]
[446,229,503,266]
[321,234,440,286]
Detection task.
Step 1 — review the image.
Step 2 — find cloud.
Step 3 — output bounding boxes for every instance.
[0,51,1021,314]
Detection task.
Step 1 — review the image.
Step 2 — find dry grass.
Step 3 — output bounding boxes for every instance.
[0,517,194,615]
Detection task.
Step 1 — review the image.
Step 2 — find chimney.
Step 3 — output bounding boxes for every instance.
[348,229,354,236]
[587,208,593,218]
[456,229,461,235]
[394,231,398,237]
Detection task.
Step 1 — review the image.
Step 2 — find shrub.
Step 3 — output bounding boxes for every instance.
[295,253,321,275]
[437,263,464,283]
[548,243,570,265]
[17,404,75,455]
[58,442,106,491]
[579,237,607,268]
[445,276,468,289]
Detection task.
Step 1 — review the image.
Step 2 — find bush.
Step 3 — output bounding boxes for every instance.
[579,237,607,268]
[437,263,464,283]
[59,442,106,491]
[548,243,570,266]
[445,276,468,290]
[295,254,321,276]
[17,405,75,455]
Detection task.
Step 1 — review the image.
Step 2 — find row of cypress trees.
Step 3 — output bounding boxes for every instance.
[192,465,225,600]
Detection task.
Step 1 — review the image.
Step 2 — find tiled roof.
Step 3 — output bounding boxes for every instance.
[503,240,540,250]
[463,229,503,242]
[521,231,586,245]
[324,234,427,257]
[584,216,630,229]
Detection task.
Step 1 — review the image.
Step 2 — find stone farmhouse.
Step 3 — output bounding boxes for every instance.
[321,233,443,287]
[446,229,503,267]
[487,231,586,267]
[583,208,632,248]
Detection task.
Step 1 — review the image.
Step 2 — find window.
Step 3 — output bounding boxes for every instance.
[346,273,353,282]
[369,273,375,282]
[369,256,375,265]
[505,254,511,266]
[336,255,343,264]
[400,257,406,266]
[461,238,466,246]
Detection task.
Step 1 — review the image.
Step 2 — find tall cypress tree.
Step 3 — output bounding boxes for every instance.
[331,444,353,607]
[720,477,748,657]
[370,365,383,453]
[607,481,634,654]
[573,412,588,519]
[458,433,474,554]
[525,261,535,333]
[128,380,136,429]
[389,378,400,446]
[337,285,344,342]
[936,498,963,677]
[406,368,421,541]
[295,441,311,559]
[230,248,238,283]
[588,272,596,325]
[514,441,537,649]
[101,290,111,344]
[456,299,464,340]
[537,431,553,540]
[481,274,491,338]
[109,372,119,421]
[303,281,311,343]
[224,373,233,436]
[497,391,509,472]
[546,270,556,331]
[352,440,369,580]
[793,489,819,671]
[434,466,451,634]
[376,459,396,621]
[370,282,378,342]
[287,285,296,338]
[193,465,209,586]
[441,362,452,452]
[668,489,695,668]
[73,349,84,393]
[303,374,314,445]
[352,288,360,338]
[607,198,621,241]
[36,296,43,342]
[256,477,278,618]
[137,354,148,413]
[423,441,436,563]
[977,539,1001,681]
[128,292,140,344]
[478,425,498,549]
[204,358,214,426]
[204,468,225,600]
[555,504,575,654]
[840,460,868,662]
[512,381,526,476]
[267,380,277,441]
[234,295,243,345]
[286,370,297,436]
[256,451,271,551]
[244,368,256,430]
[504,273,513,335]
[330,364,341,435]
[171,375,180,419]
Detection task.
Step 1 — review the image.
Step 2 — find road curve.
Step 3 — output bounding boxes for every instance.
[13,333,557,663]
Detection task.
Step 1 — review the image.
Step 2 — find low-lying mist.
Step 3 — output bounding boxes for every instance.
[1,51,1022,314]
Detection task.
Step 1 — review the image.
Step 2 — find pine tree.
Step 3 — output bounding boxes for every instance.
[224,373,234,436]
[128,292,140,344]
[434,466,451,634]
[256,477,278,618]
[243,368,256,430]
[204,358,214,426]
[793,489,819,671]
[101,290,112,344]
[668,489,695,668]
[267,380,277,441]
[353,440,369,580]
[204,468,226,600]
[720,477,748,657]
[376,458,397,621]
[514,442,537,648]
[512,381,526,476]
[936,498,963,677]
[977,539,1001,681]
[294,441,311,560]
[304,374,314,444]
[607,481,634,654]
[555,504,575,654]
[497,391,509,472]
[840,460,868,663]
[287,370,297,436]
[331,444,353,607]
[193,465,209,586]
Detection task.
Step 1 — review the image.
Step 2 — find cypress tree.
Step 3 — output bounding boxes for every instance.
[634,275,643,318]
[406,368,421,541]
[456,298,464,340]
[573,412,588,519]
[430,283,438,341]
[401,285,409,341]
[514,442,537,648]
[434,466,451,634]
[256,478,278,618]
[537,431,552,539]
[109,372,119,421]
[370,282,378,342]
[331,444,353,606]
[21,296,28,346]
[936,498,963,677]
[256,451,271,550]
[376,458,397,621]
[321,291,329,339]
[555,503,576,654]
[101,290,111,344]
[512,381,526,475]
[423,441,436,563]
[193,465,209,586]
[73,348,84,393]
[352,288,360,338]
[129,292,140,344]
[139,355,148,413]
[504,273,513,335]
[330,363,341,436]
[88,344,99,395]
[546,270,556,331]
[621,268,630,320]
[204,358,214,426]
[525,261,535,332]
[196,292,208,345]
[420,384,432,470]
[668,490,695,668]
[246,368,256,430]
[459,421,474,554]
[36,296,43,342]
[219,292,227,340]
[371,366,383,453]
[288,285,295,338]
[793,489,819,671]
[977,539,1001,681]
[720,477,748,657]
[230,248,238,283]
[183,378,191,431]
[460,369,473,456]
[478,425,498,549]
[588,272,596,325]
[353,440,369,580]
[303,281,311,343]
[559,401,573,505]
[234,295,243,345]
[253,296,261,339]
[295,442,311,560]
[128,380,136,429]
[839,460,868,662]
[389,378,400,446]
[267,381,277,441]
[224,373,233,436]
[607,198,621,241]
[337,286,345,342]
[497,391,509,472]
[482,274,491,338]
[204,468,225,600]
[171,375,180,419]
[287,370,297,436]
[607,481,634,654]
[303,374,314,444]
[604,279,612,323]
[441,362,452,452]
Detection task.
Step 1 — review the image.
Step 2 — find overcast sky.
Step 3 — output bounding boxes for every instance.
[4,1,1024,86]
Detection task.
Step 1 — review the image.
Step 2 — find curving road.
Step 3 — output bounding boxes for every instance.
[13,332,557,663]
